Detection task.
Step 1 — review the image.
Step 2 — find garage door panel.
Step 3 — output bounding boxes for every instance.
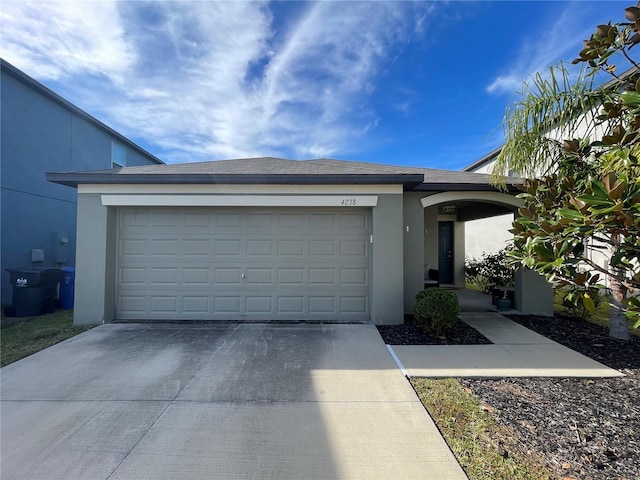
[246,296,273,313]
[340,212,367,229]
[214,268,242,285]
[341,297,368,313]
[277,213,304,227]
[121,238,147,256]
[183,296,209,313]
[182,268,210,285]
[214,297,241,313]
[341,268,368,285]
[309,239,335,256]
[183,239,210,256]
[184,212,211,226]
[247,240,273,256]
[277,239,304,256]
[309,296,336,313]
[151,296,178,312]
[308,213,335,229]
[120,296,147,313]
[277,296,304,313]
[308,268,335,285]
[245,268,273,285]
[340,239,367,256]
[277,268,304,284]
[117,207,370,321]
[214,239,241,255]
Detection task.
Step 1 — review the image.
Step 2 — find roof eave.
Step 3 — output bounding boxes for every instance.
[414,182,522,193]
[45,172,426,189]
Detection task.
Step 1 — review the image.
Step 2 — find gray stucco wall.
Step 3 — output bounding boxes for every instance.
[73,194,111,325]
[1,66,159,305]
[74,192,407,326]
[454,221,465,288]
[403,192,425,314]
[423,207,438,269]
[515,268,554,316]
[371,194,405,325]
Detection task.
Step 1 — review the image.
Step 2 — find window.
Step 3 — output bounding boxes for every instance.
[111,142,126,167]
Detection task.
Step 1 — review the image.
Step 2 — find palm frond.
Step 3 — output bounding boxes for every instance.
[492,65,615,185]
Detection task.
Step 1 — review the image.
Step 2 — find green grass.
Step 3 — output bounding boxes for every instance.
[553,289,639,337]
[411,378,551,480]
[1,309,93,367]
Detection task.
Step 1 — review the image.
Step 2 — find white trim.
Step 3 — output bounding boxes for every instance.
[80,184,402,195]
[101,194,379,207]
[420,191,522,209]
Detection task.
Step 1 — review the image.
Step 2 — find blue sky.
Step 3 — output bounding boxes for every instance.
[0,1,629,169]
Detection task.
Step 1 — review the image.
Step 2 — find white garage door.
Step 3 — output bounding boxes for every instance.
[116,207,371,321]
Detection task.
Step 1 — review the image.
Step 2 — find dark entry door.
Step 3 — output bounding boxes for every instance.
[438,222,454,284]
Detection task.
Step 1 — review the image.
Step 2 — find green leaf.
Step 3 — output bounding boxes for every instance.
[558,208,586,220]
[621,91,640,107]
[582,293,595,312]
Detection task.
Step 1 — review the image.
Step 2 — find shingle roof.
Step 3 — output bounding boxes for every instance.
[47,157,523,192]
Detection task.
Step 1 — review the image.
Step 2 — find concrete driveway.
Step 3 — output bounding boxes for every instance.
[1,323,467,480]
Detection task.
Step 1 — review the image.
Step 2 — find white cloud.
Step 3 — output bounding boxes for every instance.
[0,0,135,83]
[1,0,429,163]
[486,5,596,95]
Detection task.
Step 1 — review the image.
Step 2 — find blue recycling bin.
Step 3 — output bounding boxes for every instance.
[59,266,75,309]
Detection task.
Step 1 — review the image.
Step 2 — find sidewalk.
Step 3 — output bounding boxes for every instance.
[389,291,623,378]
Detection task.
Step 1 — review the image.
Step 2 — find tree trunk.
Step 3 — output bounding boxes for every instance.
[609,284,630,341]
[608,238,630,341]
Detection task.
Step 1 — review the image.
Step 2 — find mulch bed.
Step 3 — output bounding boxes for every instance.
[376,315,491,345]
[463,314,640,480]
[377,312,640,479]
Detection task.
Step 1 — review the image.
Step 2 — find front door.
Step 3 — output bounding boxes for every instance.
[438,221,454,284]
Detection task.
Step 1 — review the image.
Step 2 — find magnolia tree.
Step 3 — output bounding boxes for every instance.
[492,3,640,340]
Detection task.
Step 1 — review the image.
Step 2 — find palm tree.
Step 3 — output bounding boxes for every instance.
[491,10,640,340]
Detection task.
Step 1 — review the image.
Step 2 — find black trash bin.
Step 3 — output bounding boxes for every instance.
[5,268,62,317]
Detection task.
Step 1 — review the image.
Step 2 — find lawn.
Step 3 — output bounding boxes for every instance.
[412,378,552,480]
[1,309,93,367]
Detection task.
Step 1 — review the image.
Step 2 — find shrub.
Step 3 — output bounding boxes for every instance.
[413,288,460,336]
[560,287,604,321]
[465,247,515,293]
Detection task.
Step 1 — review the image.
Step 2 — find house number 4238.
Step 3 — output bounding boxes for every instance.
[340,198,357,206]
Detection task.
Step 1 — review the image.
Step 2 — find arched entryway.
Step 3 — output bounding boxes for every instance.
[419,191,522,287]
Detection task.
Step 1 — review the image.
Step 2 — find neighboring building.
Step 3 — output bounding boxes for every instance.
[1,59,164,305]
[464,148,611,285]
[47,157,549,326]
[462,148,515,260]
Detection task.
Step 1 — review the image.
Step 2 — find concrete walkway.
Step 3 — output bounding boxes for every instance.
[391,290,623,378]
[1,323,468,480]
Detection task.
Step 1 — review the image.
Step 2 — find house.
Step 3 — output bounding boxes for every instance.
[47,158,554,326]
[0,59,164,305]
